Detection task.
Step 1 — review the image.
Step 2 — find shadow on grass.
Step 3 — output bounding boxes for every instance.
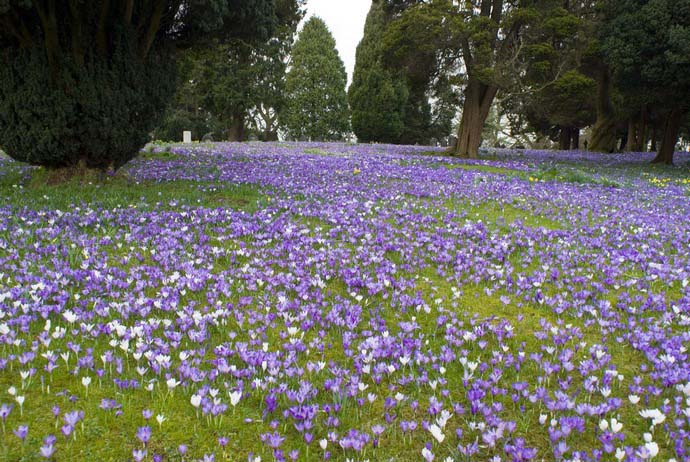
[0,167,262,212]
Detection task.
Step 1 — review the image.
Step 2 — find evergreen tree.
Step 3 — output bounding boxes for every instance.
[283,17,350,141]
[381,0,458,145]
[503,2,597,150]
[349,0,408,144]
[602,0,690,164]
[157,0,305,142]
[0,1,276,171]
[384,0,593,157]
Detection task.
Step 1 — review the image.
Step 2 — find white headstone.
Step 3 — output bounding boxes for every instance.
[183,131,192,143]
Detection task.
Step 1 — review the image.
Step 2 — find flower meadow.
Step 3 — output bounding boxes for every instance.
[0,142,689,462]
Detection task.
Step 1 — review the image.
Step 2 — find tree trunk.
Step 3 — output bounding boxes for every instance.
[619,132,627,152]
[259,110,278,141]
[227,112,245,142]
[589,65,618,153]
[650,124,658,152]
[455,78,498,158]
[571,128,580,150]
[626,112,646,152]
[36,0,60,71]
[625,118,636,152]
[637,110,647,152]
[559,126,572,150]
[652,109,684,165]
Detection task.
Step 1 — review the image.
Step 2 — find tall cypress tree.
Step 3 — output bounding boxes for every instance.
[283,17,350,141]
[349,0,407,143]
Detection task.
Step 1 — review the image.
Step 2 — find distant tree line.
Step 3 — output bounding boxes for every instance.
[156,6,352,144]
[155,0,311,143]
[0,0,688,170]
[352,0,690,164]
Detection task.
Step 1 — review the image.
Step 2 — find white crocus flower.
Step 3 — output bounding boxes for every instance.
[639,409,665,426]
[436,410,453,429]
[229,390,242,407]
[644,441,659,458]
[428,423,445,443]
[166,378,180,390]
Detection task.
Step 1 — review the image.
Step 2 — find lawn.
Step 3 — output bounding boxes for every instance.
[0,142,688,462]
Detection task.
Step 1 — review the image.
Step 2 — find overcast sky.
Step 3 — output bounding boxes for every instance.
[302,0,371,86]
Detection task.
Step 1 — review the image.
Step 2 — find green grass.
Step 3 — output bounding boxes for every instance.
[0,153,679,461]
[444,199,562,230]
[445,163,522,177]
[138,147,185,161]
[530,166,623,187]
[303,148,334,156]
[1,168,263,212]
[443,162,624,188]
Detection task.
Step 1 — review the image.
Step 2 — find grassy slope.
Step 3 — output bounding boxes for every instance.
[0,147,685,461]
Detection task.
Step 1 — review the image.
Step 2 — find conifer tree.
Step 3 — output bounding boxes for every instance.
[0,1,275,171]
[283,17,350,141]
[349,0,407,143]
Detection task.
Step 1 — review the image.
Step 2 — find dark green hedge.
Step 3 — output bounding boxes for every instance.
[0,40,175,170]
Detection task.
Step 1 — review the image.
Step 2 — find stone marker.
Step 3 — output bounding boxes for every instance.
[183,131,192,143]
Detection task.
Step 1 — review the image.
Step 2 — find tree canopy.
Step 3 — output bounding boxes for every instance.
[0,0,277,169]
[349,0,408,144]
[155,0,305,142]
[282,17,350,141]
[601,0,690,163]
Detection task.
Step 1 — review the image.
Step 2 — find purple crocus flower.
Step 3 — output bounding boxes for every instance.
[39,445,56,459]
[132,449,147,462]
[13,424,28,441]
[63,411,82,427]
[61,424,73,439]
[0,403,13,422]
[136,426,152,445]
[261,431,285,448]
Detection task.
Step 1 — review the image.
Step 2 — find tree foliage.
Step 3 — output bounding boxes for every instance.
[601,0,690,163]
[380,0,459,144]
[349,0,408,144]
[156,0,304,142]
[0,0,276,169]
[381,0,534,156]
[282,17,350,141]
[502,2,597,149]
[1,38,175,170]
